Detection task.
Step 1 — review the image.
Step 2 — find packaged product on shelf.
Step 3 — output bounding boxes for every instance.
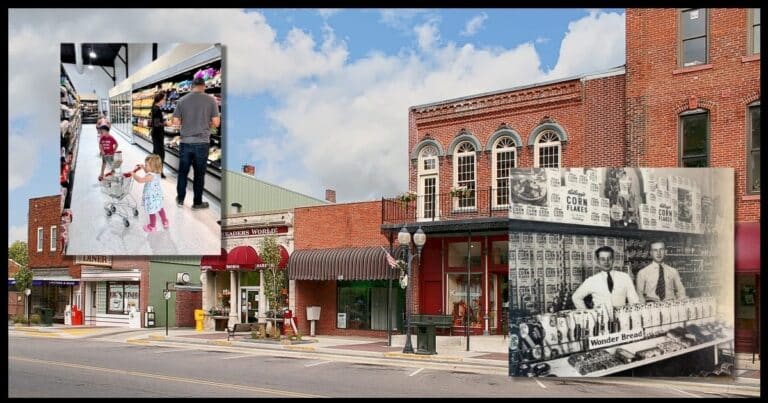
[538,206,552,222]
[522,233,534,248]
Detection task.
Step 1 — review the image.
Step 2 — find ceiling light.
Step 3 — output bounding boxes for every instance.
[89,51,97,58]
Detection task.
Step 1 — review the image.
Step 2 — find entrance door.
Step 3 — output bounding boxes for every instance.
[495,273,509,334]
[418,175,438,221]
[422,281,442,314]
[240,287,260,323]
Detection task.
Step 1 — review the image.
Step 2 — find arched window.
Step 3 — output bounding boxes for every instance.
[453,141,476,209]
[418,145,439,220]
[534,130,561,168]
[492,137,517,207]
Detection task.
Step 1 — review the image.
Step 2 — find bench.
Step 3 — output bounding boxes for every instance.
[226,322,253,341]
[409,314,454,336]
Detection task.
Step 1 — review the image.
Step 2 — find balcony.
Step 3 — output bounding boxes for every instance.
[382,187,511,225]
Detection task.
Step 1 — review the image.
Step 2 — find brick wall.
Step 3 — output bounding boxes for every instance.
[28,196,74,269]
[294,201,388,249]
[8,259,21,277]
[175,289,202,327]
[626,8,761,222]
[294,280,389,337]
[407,74,626,194]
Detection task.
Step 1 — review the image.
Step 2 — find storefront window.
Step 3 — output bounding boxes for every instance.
[491,240,508,266]
[106,282,140,314]
[336,280,397,331]
[448,241,481,268]
[447,273,482,328]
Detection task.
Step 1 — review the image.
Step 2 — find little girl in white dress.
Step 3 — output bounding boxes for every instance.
[132,154,169,232]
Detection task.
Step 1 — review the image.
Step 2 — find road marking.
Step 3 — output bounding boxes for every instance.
[533,378,547,389]
[304,360,332,368]
[9,356,323,398]
[153,348,193,354]
[409,368,425,377]
[220,354,256,360]
[667,386,700,398]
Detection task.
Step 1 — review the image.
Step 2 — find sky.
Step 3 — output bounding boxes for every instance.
[8,8,626,246]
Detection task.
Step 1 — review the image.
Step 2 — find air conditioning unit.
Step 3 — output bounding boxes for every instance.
[176,272,191,285]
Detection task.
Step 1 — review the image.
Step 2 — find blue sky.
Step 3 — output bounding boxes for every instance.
[8,8,626,245]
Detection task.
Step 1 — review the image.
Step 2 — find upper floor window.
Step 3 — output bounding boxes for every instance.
[454,141,476,209]
[749,8,760,55]
[37,227,43,252]
[493,137,517,207]
[534,131,561,168]
[419,145,439,174]
[680,8,708,67]
[50,226,57,251]
[748,103,760,194]
[680,110,709,167]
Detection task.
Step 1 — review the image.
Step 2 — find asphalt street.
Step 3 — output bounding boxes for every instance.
[8,334,749,398]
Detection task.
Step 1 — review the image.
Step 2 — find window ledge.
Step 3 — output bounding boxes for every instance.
[742,194,760,201]
[741,55,760,63]
[672,64,714,75]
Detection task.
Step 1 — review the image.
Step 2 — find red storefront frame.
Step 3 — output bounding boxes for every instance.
[735,222,760,356]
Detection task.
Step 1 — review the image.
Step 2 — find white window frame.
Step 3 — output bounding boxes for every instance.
[747,101,760,194]
[50,226,57,251]
[679,8,709,67]
[492,137,517,209]
[417,145,440,221]
[37,227,43,252]
[748,8,760,56]
[533,130,562,168]
[453,141,477,211]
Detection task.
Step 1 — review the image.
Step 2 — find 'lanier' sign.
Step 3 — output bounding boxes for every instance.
[587,329,645,350]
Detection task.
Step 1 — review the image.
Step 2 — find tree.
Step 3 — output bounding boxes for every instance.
[8,241,29,268]
[14,265,33,294]
[260,236,285,338]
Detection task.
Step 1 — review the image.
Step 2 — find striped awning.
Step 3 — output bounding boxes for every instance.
[287,246,398,281]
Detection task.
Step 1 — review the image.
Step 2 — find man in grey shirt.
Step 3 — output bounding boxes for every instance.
[172,77,220,209]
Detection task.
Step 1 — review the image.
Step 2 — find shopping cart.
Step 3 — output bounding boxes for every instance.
[100,151,139,227]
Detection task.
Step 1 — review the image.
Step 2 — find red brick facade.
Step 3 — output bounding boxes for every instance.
[408,73,627,193]
[28,196,74,271]
[176,288,202,327]
[626,8,760,222]
[293,201,391,337]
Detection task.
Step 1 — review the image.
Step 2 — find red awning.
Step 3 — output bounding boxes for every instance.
[201,248,228,271]
[735,222,760,273]
[227,245,262,271]
[278,245,289,269]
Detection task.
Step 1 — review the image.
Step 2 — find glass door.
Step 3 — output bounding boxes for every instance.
[240,287,260,323]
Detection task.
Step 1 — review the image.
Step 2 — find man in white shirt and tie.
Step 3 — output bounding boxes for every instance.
[635,240,687,302]
[572,246,640,311]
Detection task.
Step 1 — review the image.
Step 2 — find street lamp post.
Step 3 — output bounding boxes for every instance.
[24,288,31,327]
[398,226,426,354]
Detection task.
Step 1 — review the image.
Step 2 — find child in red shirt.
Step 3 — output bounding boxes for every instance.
[98,124,118,181]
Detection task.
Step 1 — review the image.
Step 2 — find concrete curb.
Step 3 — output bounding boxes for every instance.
[383,352,463,362]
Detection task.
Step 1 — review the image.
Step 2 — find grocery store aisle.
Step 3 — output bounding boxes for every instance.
[66,124,221,255]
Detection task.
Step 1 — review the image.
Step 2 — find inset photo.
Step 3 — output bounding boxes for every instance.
[59,43,223,255]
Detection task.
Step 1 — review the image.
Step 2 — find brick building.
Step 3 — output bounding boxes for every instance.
[289,200,402,337]
[7,259,24,319]
[382,69,627,335]
[625,8,760,354]
[28,195,151,327]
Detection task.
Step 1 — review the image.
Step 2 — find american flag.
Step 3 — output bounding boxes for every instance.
[381,247,399,268]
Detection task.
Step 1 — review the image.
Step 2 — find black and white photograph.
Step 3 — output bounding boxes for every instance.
[508,168,734,377]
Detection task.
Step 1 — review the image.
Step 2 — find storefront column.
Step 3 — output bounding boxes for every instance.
[483,236,489,336]
[229,272,238,327]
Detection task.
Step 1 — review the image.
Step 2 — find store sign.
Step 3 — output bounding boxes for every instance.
[223,226,288,239]
[75,255,112,267]
[587,329,645,350]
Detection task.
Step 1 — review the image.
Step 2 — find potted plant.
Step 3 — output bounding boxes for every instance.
[396,191,417,205]
[450,186,471,198]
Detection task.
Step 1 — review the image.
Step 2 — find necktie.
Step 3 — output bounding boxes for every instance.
[656,263,666,300]
[607,271,614,293]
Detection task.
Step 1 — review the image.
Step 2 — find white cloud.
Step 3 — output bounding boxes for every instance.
[535,37,550,44]
[8,224,28,246]
[317,9,340,19]
[379,9,427,32]
[460,12,488,37]
[414,18,441,51]
[8,129,41,191]
[546,10,625,79]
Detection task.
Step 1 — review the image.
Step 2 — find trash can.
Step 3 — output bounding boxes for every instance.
[40,308,54,326]
[415,323,437,355]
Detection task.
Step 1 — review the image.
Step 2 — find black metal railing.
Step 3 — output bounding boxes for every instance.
[382,187,511,224]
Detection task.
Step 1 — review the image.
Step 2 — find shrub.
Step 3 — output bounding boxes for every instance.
[29,314,41,325]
